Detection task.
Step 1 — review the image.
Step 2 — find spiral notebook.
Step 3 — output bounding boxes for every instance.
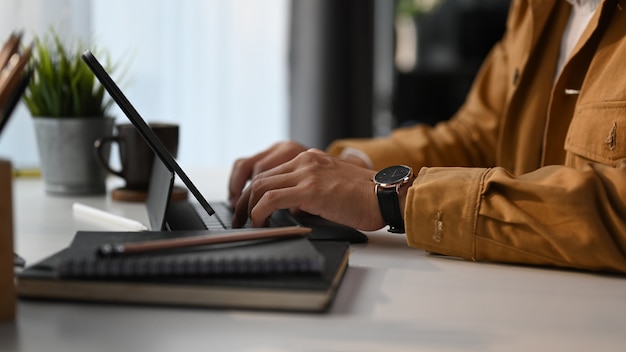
[54,230,325,278]
[17,233,350,312]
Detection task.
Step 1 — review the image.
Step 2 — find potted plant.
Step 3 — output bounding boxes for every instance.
[23,31,116,195]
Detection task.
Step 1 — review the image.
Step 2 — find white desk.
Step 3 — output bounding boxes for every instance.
[2,168,626,352]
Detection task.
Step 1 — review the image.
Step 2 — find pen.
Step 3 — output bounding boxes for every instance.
[97,226,312,256]
[72,202,148,231]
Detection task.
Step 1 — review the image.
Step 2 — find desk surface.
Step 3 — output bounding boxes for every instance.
[2,168,626,352]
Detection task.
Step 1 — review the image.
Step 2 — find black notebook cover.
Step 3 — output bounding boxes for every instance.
[56,230,324,278]
[17,237,350,312]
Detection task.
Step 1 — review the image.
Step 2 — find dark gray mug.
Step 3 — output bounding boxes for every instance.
[94,123,179,190]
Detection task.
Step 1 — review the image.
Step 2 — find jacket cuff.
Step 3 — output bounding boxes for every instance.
[405,167,489,260]
[326,137,415,171]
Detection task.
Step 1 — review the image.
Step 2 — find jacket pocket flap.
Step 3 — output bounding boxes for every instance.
[565,101,626,164]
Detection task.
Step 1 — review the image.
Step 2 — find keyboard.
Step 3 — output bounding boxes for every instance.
[190,200,369,243]
[192,201,234,230]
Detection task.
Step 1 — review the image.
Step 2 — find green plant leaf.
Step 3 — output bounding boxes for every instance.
[23,29,122,117]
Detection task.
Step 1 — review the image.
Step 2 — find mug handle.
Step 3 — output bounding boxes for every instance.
[94,136,124,178]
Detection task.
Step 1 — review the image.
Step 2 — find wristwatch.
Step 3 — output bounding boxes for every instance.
[373,165,414,233]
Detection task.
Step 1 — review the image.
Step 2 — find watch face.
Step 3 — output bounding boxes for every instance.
[374,165,413,186]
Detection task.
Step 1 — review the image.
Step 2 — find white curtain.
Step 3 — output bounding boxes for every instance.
[0,0,289,169]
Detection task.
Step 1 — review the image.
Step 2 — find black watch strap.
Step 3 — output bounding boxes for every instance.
[376,185,405,233]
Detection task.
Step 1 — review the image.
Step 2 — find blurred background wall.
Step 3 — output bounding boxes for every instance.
[0,0,289,169]
[0,0,508,170]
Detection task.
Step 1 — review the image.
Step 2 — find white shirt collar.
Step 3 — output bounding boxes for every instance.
[564,0,602,13]
[555,0,602,81]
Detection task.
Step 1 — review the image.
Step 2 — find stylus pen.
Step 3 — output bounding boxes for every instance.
[72,202,148,231]
[97,226,312,257]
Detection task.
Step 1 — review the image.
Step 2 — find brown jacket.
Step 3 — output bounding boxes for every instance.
[327,0,626,273]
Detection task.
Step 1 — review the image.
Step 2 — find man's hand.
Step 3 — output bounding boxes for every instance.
[228,141,308,208]
[232,149,385,232]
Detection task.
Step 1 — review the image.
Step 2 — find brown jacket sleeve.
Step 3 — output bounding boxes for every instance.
[407,162,626,273]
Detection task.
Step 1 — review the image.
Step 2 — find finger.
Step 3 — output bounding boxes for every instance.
[251,146,303,177]
[234,165,302,227]
[228,149,273,206]
[229,143,305,207]
[249,186,306,228]
[234,172,298,228]
[255,148,324,180]
[247,171,300,220]
[232,185,253,228]
[246,153,330,224]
